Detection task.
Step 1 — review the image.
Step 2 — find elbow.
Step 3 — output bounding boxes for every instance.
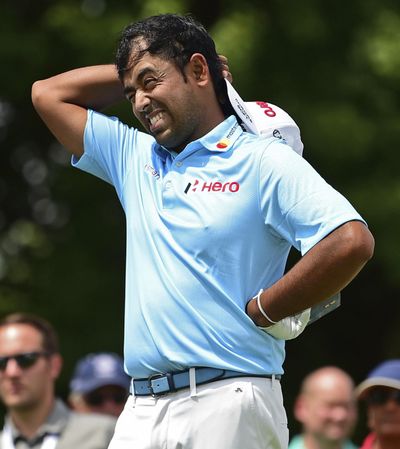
[31,80,45,110]
[346,221,375,267]
[363,232,375,263]
[31,79,51,113]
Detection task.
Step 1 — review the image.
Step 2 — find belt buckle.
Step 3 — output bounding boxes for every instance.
[147,372,176,397]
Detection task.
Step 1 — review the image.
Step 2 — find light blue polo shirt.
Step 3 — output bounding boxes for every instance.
[74,111,364,378]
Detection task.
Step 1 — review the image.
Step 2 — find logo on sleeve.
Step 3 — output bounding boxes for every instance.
[184,179,240,194]
[144,163,160,180]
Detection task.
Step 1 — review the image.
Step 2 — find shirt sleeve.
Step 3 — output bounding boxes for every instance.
[72,109,154,194]
[258,141,366,255]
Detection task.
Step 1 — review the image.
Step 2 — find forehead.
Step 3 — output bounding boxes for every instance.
[307,380,354,404]
[124,50,175,82]
[0,324,43,353]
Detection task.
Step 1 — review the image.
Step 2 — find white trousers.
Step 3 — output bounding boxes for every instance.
[108,376,288,449]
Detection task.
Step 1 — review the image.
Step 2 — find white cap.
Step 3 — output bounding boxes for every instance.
[225,79,304,156]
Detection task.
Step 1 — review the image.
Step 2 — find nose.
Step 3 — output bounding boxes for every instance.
[2,358,22,376]
[134,89,151,114]
[330,405,352,423]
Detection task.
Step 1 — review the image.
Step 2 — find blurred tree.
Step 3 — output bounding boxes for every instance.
[0,0,399,442]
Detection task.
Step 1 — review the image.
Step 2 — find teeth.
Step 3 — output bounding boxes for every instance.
[149,112,163,126]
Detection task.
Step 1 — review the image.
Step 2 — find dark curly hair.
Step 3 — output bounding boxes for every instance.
[115,13,234,117]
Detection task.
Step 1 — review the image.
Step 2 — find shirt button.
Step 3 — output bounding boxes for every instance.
[176,161,183,167]
[165,181,172,189]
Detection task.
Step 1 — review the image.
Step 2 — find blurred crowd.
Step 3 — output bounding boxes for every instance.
[0,312,398,449]
[288,361,400,449]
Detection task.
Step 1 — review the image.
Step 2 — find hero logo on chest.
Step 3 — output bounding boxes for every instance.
[184,179,240,194]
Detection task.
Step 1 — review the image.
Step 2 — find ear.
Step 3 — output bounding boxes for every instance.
[187,53,210,86]
[49,353,63,380]
[293,396,307,423]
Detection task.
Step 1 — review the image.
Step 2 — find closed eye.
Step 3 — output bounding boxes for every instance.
[143,77,157,89]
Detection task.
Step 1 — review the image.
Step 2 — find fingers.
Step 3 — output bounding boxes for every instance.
[219,54,228,64]
[218,54,233,83]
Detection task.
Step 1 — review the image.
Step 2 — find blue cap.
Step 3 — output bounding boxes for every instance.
[356,359,400,398]
[69,352,130,394]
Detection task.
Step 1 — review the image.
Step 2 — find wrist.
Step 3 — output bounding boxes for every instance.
[247,290,278,327]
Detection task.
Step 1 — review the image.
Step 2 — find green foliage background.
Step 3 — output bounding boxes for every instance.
[1,0,399,443]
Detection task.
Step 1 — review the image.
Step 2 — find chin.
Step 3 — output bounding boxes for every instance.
[325,433,347,442]
[4,398,24,408]
[154,134,173,147]
[153,129,183,150]
[321,428,346,440]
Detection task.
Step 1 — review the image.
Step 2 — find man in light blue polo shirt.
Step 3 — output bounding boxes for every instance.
[31,13,374,449]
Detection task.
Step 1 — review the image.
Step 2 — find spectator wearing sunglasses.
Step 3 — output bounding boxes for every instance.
[68,352,130,417]
[356,359,400,449]
[0,313,117,449]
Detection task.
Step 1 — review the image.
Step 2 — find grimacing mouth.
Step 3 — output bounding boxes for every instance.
[148,111,164,127]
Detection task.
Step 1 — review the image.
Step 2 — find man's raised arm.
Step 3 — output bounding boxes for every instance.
[31,65,124,157]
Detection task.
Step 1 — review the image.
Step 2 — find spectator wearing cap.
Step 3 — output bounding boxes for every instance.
[68,352,130,417]
[356,359,400,449]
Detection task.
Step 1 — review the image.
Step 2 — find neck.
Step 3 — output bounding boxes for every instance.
[195,87,226,140]
[9,395,55,439]
[303,433,346,449]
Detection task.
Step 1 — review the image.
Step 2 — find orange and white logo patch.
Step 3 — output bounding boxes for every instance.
[216,138,230,149]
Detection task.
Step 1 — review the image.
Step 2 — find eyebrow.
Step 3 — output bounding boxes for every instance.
[123,67,156,96]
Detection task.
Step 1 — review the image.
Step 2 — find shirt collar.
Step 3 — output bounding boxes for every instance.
[6,399,70,443]
[198,115,243,153]
[153,115,243,160]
